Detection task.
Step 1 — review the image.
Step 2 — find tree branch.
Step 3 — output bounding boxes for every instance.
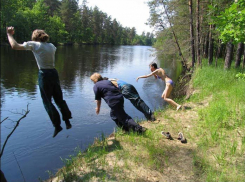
[0,105,30,158]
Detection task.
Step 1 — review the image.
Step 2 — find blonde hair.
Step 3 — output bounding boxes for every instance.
[90,73,103,83]
[32,29,49,42]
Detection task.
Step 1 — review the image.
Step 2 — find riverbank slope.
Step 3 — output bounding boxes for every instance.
[47,61,245,182]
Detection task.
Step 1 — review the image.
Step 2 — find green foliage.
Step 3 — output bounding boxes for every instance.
[210,0,245,44]
[235,72,245,79]
[1,0,154,45]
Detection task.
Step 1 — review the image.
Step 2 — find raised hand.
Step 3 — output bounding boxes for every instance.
[7,27,15,35]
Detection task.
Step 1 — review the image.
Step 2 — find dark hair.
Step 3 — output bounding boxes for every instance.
[149,62,158,69]
[103,77,109,80]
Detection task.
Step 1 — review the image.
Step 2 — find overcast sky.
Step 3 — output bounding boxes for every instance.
[79,0,154,35]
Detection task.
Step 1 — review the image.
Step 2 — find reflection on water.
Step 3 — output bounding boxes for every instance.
[0,45,180,182]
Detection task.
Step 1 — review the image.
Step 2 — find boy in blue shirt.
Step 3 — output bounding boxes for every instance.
[91,73,146,133]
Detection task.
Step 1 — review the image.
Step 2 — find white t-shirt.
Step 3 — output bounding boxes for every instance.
[23,41,57,69]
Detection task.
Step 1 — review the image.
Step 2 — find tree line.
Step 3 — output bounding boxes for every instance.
[1,0,155,46]
[147,0,245,70]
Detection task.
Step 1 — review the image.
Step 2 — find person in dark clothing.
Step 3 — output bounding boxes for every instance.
[104,78,155,121]
[6,27,72,138]
[91,73,146,133]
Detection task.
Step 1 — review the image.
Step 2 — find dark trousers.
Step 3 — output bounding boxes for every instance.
[121,84,152,120]
[110,99,142,132]
[38,69,72,128]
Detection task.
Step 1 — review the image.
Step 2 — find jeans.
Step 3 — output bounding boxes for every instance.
[121,84,152,120]
[109,99,142,132]
[38,69,72,128]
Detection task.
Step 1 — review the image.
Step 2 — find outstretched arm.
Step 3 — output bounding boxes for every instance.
[136,70,159,82]
[95,100,101,115]
[7,27,25,50]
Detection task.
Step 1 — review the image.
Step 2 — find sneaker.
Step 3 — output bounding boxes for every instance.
[137,127,147,134]
[178,132,187,143]
[150,113,156,122]
[53,126,63,138]
[161,131,173,140]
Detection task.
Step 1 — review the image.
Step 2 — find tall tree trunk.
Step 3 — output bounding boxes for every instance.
[224,41,234,69]
[196,0,201,67]
[161,0,188,70]
[208,25,214,65]
[199,1,204,58]
[204,33,209,58]
[218,42,224,58]
[235,42,244,68]
[215,39,222,67]
[243,45,245,69]
[189,0,195,68]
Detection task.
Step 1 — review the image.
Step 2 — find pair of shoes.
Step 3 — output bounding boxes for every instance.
[176,105,182,111]
[65,120,72,129]
[178,132,187,143]
[53,126,63,138]
[161,131,173,140]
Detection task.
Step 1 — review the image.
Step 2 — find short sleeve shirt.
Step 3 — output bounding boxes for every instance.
[23,41,56,69]
[93,80,123,107]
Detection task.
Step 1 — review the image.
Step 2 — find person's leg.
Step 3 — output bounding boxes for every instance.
[38,70,62,137]
[51,69,72,129]
[111,100,144,132]
[122,84,154,121]
[162,83,181,110]
[110,109,129,131]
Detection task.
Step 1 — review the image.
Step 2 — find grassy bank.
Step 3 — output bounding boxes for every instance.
[46,61,245,182]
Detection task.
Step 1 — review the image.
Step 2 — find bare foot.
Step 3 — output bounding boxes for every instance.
[176,105,182,111]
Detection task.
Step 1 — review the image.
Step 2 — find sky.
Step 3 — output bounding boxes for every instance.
[79,0,154,35]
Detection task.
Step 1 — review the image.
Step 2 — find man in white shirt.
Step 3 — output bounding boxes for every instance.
[6,27,72,138]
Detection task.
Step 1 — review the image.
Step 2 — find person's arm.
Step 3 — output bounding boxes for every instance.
[136,70,158,82]
[95,100,101,114]
[6,27,25,50]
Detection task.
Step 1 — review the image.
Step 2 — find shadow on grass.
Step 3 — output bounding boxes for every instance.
[183,106,192,110]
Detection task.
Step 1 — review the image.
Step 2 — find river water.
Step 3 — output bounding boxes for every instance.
[0,45,181,182]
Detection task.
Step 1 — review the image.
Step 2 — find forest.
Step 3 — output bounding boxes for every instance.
[1,0,244,69]
[0,0,155,45]
[147,0,245,70]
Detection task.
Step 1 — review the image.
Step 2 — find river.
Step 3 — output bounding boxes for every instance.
[0,45,181,182]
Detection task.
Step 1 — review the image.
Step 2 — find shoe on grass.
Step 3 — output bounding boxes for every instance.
[150,113,156,122]
[137,127,147,134]
[161,131,173,140]
[178,132,187,143]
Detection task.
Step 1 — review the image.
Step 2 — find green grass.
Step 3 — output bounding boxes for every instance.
[189,60,245,181]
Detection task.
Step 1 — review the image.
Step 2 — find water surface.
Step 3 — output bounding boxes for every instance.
[1,45,180,181]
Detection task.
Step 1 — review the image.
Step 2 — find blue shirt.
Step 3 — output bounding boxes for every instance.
[93,80,123,107]
[117,80,128,90]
